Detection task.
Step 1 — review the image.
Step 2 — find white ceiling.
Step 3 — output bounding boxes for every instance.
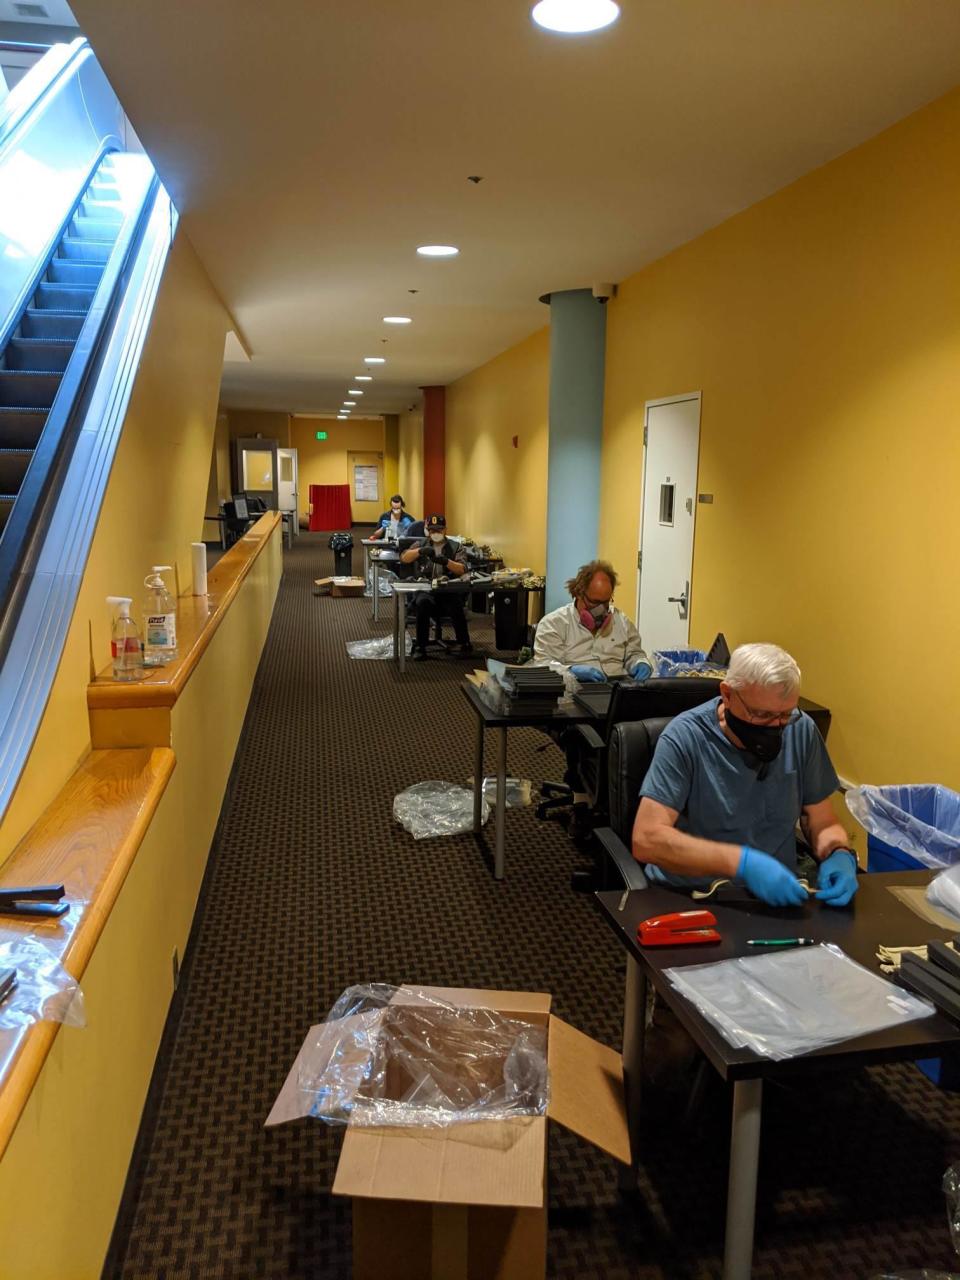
[69,0,960,416]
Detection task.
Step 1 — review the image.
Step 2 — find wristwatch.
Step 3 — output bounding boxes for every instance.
[827,846,858,865]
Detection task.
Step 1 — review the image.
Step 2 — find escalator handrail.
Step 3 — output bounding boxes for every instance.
[0,165,162,649]
[0,36,87,155]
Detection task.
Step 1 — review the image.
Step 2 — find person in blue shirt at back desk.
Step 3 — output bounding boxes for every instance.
[632,641,859,907]
[369,494,416,542]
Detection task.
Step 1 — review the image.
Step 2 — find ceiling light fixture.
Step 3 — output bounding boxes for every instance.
[416,245,459,258]
[383,316,412,325]
[337,414,347,420]
[348,389,364,395]
[355,375,373,381]
[531,0,619,33]
[363,357,386,364]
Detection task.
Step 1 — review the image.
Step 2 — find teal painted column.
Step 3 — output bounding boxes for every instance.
[545,288,607,612]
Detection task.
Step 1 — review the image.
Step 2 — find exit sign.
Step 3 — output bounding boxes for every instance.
[316,431,328,440]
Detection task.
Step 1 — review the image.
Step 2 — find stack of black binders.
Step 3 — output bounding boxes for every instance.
[498,667,565,716]
[896,940,960,1023]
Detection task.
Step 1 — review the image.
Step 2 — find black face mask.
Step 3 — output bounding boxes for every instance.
[723,705,784,764]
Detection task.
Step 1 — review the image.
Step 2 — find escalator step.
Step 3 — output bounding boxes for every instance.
[0,408,47,450]
[81,199,123,224]
[89,182,121,202]
[0,449,33,494]
[71,215,121,241]
[20,309,85,340]
[59,237,112,263]
[4,338,74,372]
[47,258,103,287]
[33,282,96,311]
[0,370,62,409]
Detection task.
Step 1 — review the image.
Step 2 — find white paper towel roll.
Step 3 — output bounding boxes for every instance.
[191,541,208,596]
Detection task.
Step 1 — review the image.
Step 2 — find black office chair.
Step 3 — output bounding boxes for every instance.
[244,492,269,515]
[591,717,672,891]
[537,678,721,827]
[223,494,254,546]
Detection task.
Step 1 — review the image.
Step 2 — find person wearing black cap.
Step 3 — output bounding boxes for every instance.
[399,514,472,657]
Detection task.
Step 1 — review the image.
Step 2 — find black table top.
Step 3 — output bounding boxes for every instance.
[573,686,828,719]
[460,679,591,729]
[596,870,960,1080]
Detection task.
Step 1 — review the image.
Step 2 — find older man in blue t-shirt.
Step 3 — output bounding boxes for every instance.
[633,642,859,907]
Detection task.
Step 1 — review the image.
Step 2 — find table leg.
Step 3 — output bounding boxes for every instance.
[494,726,507,880]
[393,589,400,661]
[398,593,407,674]
[619,956,646,1189]
[373,559,380,622]
[473,715,484,833]
[722,1078,762,1280]
[220,520,227,551]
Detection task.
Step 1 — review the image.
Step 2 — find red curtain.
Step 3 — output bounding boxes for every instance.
[309,484,351,531]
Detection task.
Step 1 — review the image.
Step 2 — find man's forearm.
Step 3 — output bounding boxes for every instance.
[812,821,854,863]
[632,824,743,879]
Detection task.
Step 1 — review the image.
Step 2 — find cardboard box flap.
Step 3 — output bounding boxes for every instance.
[546,1015,630,1165]
[265,1010,383,1126]
[393,985,551,1020]
[334,1118,546,1208]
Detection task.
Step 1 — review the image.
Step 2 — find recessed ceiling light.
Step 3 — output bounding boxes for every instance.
[531,0,619,33]
[364,357,386,364]
[355,375,373,381]
[416,245,459,258]
[383,316,412,324]
[337,414,348,420]
[348,389,364,395]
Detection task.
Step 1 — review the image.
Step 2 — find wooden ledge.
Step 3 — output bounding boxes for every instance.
[87,511,280,712]
[0,746,175,1159]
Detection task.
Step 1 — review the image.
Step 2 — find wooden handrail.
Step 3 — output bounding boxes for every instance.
[88,512,280,712]
[0,747,175,1159]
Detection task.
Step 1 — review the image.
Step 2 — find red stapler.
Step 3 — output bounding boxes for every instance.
[638,909,721,947]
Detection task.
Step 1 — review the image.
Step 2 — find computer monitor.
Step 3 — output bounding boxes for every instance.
[232,494,249,520]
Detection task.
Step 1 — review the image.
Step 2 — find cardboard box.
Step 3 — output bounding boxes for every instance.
[313,577,333,595]
[331,576,366,597]
[266,986,629,1279]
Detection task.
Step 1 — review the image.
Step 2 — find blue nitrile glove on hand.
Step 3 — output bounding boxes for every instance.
[628,659,653,681]
[737,846,809,907]
[570,665,607,683]
[816,849,859,907]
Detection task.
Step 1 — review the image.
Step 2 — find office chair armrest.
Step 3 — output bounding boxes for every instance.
[572,724,605,750]
[594,827,649,891]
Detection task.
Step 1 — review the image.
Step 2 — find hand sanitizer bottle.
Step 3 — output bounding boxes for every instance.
[142,566,179,666]
[107,596,142,681]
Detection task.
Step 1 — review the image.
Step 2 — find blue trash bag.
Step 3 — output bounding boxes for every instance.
[652,648,727,678]
[846,784,960,870]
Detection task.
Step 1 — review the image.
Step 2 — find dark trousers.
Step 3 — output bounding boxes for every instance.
[415,595,469,648]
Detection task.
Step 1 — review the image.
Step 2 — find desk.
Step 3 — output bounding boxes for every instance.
[460,680,591,879]
[391,581,427,674]
[595,871,960,1280]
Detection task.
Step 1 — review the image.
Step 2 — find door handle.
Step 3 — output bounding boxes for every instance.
[667,580,690,619]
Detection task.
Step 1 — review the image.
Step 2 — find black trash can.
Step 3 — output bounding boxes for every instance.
[328,533,354,576]
[493,587,529,650]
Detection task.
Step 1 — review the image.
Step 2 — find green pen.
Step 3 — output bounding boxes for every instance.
[746,937,816,947]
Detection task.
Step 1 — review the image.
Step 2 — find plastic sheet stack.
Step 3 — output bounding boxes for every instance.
[498,666,565,716]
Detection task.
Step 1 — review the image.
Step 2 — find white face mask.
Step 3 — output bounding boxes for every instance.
[429,532,445,543]
[390,509,402,519]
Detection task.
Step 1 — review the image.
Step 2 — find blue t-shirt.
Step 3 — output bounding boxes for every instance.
[640,698,838,889]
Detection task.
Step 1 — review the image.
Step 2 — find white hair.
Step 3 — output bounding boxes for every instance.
[726,643,800,696]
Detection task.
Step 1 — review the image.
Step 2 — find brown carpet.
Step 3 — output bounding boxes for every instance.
[103,532,960,1279]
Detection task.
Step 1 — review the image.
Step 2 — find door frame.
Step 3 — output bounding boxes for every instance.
[635,391,702,634]
[232,436,280,511]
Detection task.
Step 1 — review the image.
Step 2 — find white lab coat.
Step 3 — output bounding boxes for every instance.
[533,602,648,677]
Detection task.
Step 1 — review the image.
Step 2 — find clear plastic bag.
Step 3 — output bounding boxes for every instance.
[0,936,86,1030]
[364,565,397,597]
[394,780,489,838]
[664,943,933,1060]
[926,865,960,924]
[652,648,727,678]
[469,776,531,808]
[846,784,960,870]
[346,634,411,659]
[296,984,549,1128]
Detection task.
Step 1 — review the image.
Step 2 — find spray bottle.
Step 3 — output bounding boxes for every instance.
[107,597,142,681]
[142,565,179,666]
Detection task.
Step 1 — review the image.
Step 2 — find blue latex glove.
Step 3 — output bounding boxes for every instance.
[570,665,607,683]
[737,846,809,907]
[816,849,859,907]
[628,659,653,682]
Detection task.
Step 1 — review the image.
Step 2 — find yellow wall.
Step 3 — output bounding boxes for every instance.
[287,416,386,522]
[600,87,960,792]
[226,408,291,448]
[445,327,549,568]
[0,230,231,863]
[383,413,400,503]
[398,407,424,518]
[0,530,282,1280]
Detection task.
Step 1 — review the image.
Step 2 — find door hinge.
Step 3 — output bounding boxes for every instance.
[637,550,642,570]
[643,425,648,446]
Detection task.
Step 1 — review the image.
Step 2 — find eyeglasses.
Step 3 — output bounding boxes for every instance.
[733,689,801,726]
[583,593,613,609]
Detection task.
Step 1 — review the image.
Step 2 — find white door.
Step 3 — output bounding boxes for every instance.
[277,448,299,520]
[636,394,701,651]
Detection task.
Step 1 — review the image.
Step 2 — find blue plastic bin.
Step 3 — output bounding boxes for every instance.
[866,833,926,874]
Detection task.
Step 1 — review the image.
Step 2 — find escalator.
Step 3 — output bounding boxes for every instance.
[0,152,124,534]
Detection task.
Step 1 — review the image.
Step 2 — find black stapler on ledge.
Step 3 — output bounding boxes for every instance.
[0,883,68,919]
